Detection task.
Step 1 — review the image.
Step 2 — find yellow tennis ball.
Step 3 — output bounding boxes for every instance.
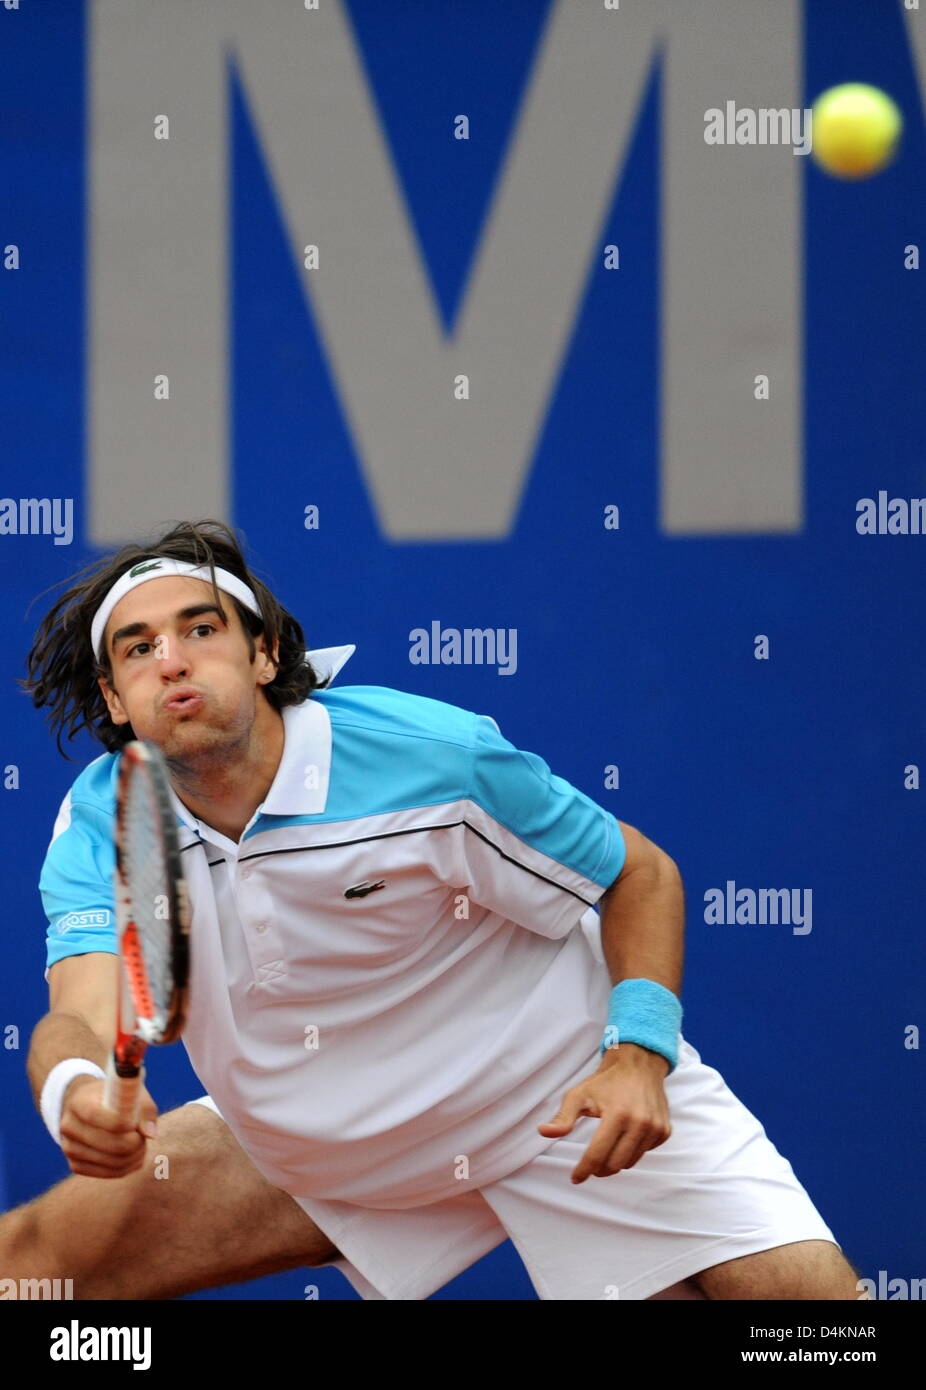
[811,83,902,179]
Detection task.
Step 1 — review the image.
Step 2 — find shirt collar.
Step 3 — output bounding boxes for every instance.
[170,643,354,840]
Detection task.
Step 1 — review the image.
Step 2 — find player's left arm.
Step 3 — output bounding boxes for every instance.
[538,821,685,1183]
[597,821,685,1050]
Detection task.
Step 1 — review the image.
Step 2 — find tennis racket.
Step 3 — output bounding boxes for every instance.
[102,739,191,1125]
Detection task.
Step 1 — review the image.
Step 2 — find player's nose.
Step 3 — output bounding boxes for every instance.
[157,639,190,679]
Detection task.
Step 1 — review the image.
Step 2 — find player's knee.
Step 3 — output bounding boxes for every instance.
[0,1200,40,1275]
[157,1100,228,1152]
[137,1102,240,1197]
[154,1104,338,1268]
[695,1239,856,1300]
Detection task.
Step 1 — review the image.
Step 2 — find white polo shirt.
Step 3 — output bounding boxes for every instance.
[40,648,626,1210]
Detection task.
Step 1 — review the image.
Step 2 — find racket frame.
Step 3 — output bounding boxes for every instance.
[103,739,191,1123]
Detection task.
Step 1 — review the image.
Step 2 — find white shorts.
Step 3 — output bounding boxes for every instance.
[189,1037,840,1300]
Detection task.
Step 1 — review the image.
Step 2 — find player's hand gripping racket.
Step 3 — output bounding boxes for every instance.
[103,739,191,1126]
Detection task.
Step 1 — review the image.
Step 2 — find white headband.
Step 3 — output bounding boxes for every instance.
[90,557,262,662]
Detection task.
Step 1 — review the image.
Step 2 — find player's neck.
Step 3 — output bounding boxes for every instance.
[169,698,285,844]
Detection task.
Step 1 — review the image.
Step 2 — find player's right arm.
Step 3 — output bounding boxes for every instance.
[35,781,162,1178]
[27,952,158,1179]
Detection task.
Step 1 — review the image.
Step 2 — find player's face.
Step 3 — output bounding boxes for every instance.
[97,575,278,760]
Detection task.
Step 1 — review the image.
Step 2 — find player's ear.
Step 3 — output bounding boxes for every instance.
[98,673,129,726]
[256,634,280,683]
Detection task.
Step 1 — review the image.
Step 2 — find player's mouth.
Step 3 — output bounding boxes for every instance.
[163,690,205,714]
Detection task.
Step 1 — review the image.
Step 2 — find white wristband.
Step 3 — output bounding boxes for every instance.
[40,1058,106,1146]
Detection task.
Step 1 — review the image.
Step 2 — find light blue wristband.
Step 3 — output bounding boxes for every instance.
[599,978,683,1072]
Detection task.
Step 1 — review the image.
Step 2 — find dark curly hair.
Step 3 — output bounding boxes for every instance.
[17,518,329,759]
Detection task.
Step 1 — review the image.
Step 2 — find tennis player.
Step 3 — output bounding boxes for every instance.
[2,521,868,1300]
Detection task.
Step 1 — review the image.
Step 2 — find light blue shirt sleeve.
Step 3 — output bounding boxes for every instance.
[40,792,118,974]
[458,713,626,937]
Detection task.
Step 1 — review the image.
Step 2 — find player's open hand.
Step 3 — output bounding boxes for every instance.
[537,1044,671,1183]
[58,1075,159,1179]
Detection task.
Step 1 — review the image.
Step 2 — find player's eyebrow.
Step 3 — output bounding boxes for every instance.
[110,603,227,656]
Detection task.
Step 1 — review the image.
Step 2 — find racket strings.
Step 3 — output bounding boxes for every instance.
[121,767,176,1035]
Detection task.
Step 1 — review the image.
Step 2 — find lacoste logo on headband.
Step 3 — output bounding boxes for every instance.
[128,560,164,578]
[344,879,387,899]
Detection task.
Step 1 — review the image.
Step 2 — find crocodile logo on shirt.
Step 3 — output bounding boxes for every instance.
[344,879,387,899]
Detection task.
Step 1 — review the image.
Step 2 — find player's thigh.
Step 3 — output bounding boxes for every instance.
[4,1101,339,1298]
[692,1239,863,1300]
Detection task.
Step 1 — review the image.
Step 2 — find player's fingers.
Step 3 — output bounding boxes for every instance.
[592,1121,670,1178]
[569,1113,630,1183]
[582,1130,642,1180]
[60,1135,147,1174]
[60,1106,148,1158]
[65,1153,146,1180]
[69,1087,148,1137]
[538,1087,598,1137]
[136,1090,160,1139]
